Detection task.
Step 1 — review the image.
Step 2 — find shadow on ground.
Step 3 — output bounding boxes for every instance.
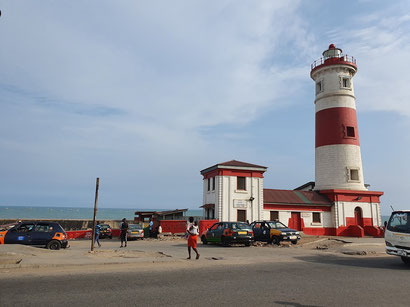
[295,254,410,270]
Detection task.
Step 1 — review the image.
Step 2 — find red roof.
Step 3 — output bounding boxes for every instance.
[264,189,331,205]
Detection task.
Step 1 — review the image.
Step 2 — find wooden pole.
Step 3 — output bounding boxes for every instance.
[91,177,100,251]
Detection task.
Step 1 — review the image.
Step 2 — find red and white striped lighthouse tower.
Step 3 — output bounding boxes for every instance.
[311,44,366,191]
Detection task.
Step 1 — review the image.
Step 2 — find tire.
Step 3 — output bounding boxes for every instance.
[401,256,410,265]
[272,237,280,245]
[221,236,229,247]
[245,242,251,247]
[47,240,61,250]
[109,236,112,239]
[201,236,208,245]
[291,240,298,245]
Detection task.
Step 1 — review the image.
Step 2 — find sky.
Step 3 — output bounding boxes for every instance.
[0,1,409,215]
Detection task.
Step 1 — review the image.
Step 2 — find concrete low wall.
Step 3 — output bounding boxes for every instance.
[0,219,122,231]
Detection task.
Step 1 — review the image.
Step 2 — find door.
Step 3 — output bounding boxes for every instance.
[354,207,363,227]
[237,210,246,222]
[252,222,262,241]
[30,223,54,245]
[213,223,224,242]
[291,212,302,231]
[4,223,35,245]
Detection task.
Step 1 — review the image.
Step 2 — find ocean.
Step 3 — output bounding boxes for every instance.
[0,206,203,220]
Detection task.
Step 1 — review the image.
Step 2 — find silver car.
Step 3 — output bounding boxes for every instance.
[127,224,144,240]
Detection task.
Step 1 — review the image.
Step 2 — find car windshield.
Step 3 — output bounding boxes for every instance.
[129,224,142,230]
[387,212,410,234]
[99,225,110,230]
[231,223,251,230]
[268,222,287,229]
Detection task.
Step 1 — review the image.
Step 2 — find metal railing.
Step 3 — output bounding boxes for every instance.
[311,55,356,70]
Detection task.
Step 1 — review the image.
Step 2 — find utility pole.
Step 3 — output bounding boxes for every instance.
[91,177,100,251]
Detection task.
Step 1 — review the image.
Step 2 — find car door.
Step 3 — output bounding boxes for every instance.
[30,223,54,245]
[213,223,225,243]
[260,222,270,242]
[252,222,262,241]
[205,223,216,242]
[4,223,35,245]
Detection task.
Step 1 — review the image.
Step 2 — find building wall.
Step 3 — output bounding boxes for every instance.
[263,208,334,228]
[203,175,263,222]
[335,201,381,227]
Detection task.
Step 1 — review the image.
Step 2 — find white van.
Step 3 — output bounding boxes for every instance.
[385,210,410,264]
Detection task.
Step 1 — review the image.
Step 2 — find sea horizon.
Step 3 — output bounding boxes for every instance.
[0,205,203,220]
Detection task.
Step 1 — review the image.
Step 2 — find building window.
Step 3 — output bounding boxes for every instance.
[316,81,323,94]
[207,178,210,191]
[237,177,246,190]
[312,212,321,223]
[270,211,279,221]
[346,126,355,138]
[212,177,215,190]
[350,169,359,181]
[341,77,351,89]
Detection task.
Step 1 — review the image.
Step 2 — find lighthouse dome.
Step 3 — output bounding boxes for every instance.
[322,44,342,59]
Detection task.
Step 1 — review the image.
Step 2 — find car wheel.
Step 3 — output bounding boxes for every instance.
[47,240,61,250]
[221,236,229,247]
[245,242,251,247]
[201,236,208,245]
[291,240,298,245]
[109,236,112,239]
[272,237,280,245]
[401,256,410,265]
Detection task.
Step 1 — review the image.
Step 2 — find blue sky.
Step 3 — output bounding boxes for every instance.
[1,1,409,215]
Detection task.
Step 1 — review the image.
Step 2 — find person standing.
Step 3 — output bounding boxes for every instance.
[186,217,200,260]
[149,219,154,237]
[95,224,101,248]
[120,218,128,248]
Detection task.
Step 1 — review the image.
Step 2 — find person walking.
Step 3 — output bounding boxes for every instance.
[186,217,200,260]
[95,224,101,248]
[120,218,128,248]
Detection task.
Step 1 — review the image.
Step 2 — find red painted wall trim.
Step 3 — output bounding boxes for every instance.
[203,169,264,179]
[264,204,331,212]
[319,190,383,203]
[303,227,336,236]
[316,107,360,147]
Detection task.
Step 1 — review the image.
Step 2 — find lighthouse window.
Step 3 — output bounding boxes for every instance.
[350,169,359,181]
[341,77,351,89]
[237,177,246,190]
[316,81,323,94]
[346,126,355,138]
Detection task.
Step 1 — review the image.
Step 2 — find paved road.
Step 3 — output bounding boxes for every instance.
[1,254,408,306]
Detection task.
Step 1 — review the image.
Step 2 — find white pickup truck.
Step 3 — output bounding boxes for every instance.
[385,210,410,265]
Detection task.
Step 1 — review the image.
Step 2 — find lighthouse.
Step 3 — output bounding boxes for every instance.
[311,44,366,191]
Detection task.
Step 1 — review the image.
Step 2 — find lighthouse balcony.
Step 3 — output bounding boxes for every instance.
[311,55,357,74]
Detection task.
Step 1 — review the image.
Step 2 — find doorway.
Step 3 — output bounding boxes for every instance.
[354,207,363,227]
[237,210,247,222]
[291,212,302,230]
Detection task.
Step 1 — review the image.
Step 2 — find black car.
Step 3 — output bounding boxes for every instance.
[201,222,254,246]
[251,221,301,245]
[98,224,113,239]
[0,221,68,250]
